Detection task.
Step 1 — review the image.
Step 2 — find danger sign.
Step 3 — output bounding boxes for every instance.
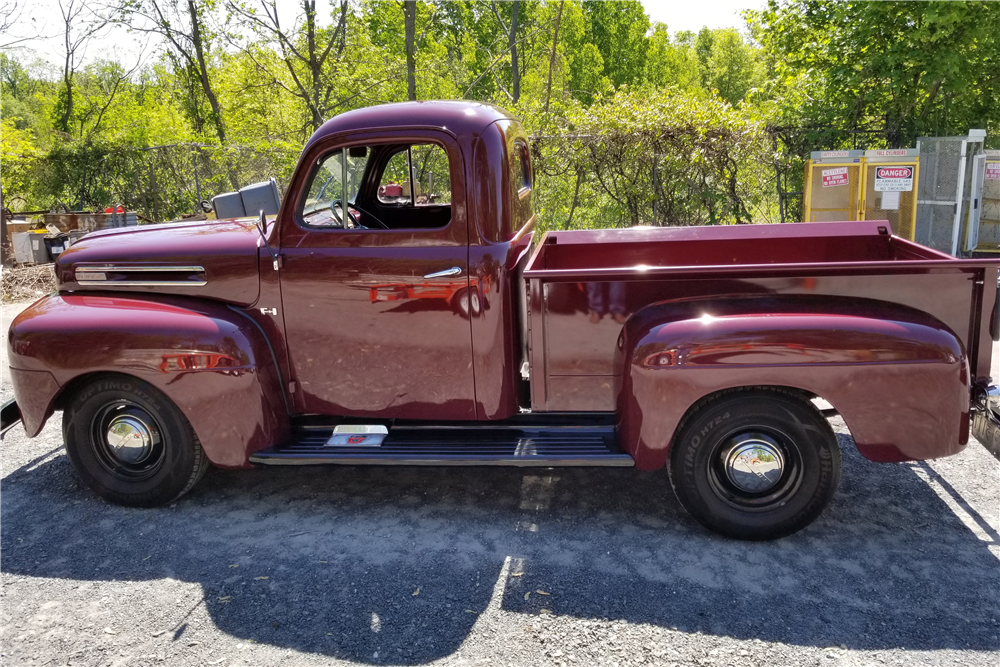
[874,166,914,192]
[986,162,1000,181]
[822,167,849,187]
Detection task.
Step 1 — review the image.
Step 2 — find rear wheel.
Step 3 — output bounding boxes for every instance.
[62,375,209,507]
[667,389,841,540]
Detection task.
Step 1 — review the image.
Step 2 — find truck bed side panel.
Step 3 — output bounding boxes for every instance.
[533,271,978,412]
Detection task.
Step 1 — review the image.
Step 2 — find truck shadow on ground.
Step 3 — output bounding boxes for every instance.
[2,432,998,663]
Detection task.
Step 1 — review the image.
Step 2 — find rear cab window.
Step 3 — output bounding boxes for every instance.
[507,137,533,238]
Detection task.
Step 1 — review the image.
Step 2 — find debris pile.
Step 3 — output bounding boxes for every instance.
[1,263,56,303]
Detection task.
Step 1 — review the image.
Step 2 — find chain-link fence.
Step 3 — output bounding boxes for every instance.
[983,153,1000,248]
[6,126,791,230]
[6,142,301,223]
[915,134,988,254]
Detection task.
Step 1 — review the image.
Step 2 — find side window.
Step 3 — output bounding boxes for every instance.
[412,144,451,205]
[377,144,452,206]
[300,141,453,231]
[377,151,411,204]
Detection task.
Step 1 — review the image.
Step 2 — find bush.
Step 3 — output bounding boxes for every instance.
[531,87,779,231]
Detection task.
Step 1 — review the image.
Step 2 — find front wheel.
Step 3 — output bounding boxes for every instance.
[62,374,209,507]
[667,389,841,540]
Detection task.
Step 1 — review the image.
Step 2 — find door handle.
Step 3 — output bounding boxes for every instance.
[424,267,462,279]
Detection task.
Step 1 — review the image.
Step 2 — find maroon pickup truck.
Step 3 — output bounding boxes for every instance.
[7,101,1000,540]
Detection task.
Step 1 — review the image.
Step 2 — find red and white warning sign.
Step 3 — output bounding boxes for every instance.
[822,167,849,187]
[874,165,914,192]
[986,162,1000,181]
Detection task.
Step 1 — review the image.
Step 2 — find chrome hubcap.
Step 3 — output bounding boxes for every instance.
[105,414,155,465]
[724,436,785,493]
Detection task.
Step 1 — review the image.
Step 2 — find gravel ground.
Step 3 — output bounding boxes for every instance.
[2,300,999,667]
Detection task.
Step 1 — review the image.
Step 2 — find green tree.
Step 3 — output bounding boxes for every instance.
[556,1,608,104]
[226,0,350,133]
[53,0,109,134]
[746,0,1000,146]
[583,0,649,89]
[113,0,229,144]
[703,28,763,106]
[643,24,701,91]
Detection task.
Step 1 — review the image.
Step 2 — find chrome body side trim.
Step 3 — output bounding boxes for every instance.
[75,265,207,287]
[76,280,209,286]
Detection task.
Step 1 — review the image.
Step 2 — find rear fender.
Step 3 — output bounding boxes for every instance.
[7,294,289,467]
[614,295,968,470]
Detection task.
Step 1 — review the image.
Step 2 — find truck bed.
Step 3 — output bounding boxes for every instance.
[523,221,999,412]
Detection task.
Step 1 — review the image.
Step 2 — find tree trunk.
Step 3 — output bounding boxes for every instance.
[564,169,584,230]
[543,1,564,113]
[60,71,74,133]
[188,0,227,145]
[303,0,323,128]
[0,182,11,267]
[404,1,417,101]
[59,20,74,133]
[509,0,520,104]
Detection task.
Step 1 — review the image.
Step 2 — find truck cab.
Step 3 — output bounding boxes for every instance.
[271,101,533,422]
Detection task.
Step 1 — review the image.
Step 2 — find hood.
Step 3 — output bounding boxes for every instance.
[55,218,263,307]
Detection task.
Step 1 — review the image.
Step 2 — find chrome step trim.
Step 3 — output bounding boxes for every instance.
[251,426,634,467]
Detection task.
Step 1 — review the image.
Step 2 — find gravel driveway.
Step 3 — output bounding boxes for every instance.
[2,300,998,666]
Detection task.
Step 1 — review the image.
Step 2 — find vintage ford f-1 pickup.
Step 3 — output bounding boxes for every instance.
[7,101,1000,540]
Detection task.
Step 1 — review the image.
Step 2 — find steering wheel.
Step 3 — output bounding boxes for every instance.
[347,202,390,229]
[330,200,361,228]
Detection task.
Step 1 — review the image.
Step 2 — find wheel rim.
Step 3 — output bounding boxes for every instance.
[724,437,784,493]
[90,401,165,481]
[707,429,802,511]
[457,291,470,315]
[470,290,481,314]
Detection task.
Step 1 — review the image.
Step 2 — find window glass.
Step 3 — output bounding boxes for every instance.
[511,140,531,194]
[377,144,452,206]
[302,148,368,227]
[412,144,451,205]
[377,150,412,205]
[300,142,452,231]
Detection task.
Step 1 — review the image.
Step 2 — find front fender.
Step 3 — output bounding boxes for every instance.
[615,295,968,470]
[7,294,289,467]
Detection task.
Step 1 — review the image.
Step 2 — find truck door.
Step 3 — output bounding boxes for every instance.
[278,134,477,420]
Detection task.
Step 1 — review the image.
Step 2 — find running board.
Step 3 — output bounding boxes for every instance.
[250,425,634,467]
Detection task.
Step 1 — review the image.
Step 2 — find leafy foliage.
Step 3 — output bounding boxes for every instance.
[746,0,1000,147]
[1,0,995,230]
[533,88,775,230]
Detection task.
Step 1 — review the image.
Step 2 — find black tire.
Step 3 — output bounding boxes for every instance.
[62,374,209,507]
[667,388,841,540]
